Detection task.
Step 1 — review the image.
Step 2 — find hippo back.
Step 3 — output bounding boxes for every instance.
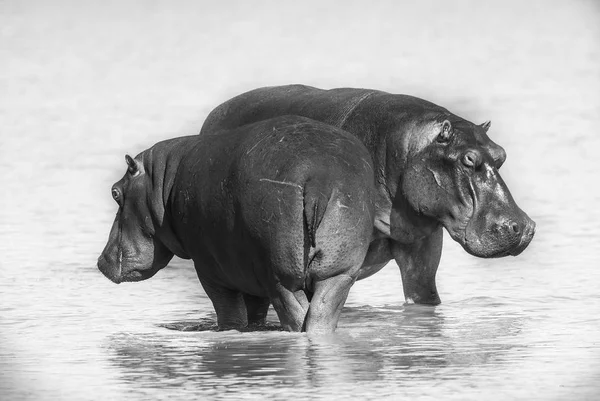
[200,85,453,153]
[202,85,364,133]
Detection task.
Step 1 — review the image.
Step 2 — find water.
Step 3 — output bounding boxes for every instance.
[1,0,599,399]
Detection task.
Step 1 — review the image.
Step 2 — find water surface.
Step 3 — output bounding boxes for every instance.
[1,1,599,400]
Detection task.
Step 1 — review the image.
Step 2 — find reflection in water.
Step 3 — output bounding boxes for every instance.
[159,318,283,332]
[105,303,525,396]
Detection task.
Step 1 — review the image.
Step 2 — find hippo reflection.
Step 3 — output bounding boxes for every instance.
[201,85,536,305]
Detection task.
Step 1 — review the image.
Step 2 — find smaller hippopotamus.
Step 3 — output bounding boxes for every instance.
[98,116,375,334]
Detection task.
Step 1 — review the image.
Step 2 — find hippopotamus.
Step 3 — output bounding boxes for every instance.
[98,115,375,333]
[200,84,536,305]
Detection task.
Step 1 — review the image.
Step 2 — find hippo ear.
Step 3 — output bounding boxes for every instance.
[442,120,452,133]
[125,154,141,176]
[436,120,452,143]
[480,120,492,132]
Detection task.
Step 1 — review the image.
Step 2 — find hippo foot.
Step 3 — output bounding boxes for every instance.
[397,270,442,305]
[239,322,284,332]
[403,287,441,306]
[159,318,218,332]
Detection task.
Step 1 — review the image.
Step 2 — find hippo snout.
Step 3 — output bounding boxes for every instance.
[508,217,536,256]
[97,254,123,284]
[462,209,536,258]
[493,217,525,240]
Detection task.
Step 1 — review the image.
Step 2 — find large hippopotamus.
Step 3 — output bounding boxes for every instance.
[98,116,375,333]
[200,85,536,305]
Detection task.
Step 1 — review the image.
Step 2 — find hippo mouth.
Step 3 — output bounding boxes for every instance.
[97,213,124,283]
[97,222,148,283]
[461,221,521,259]
[507,220,536,256]
[97,253,123,284]
[507,239,528,256]
[468,236,531,258]
[460,208,536,258]
[97,252,159,283]
[120,269,152,282]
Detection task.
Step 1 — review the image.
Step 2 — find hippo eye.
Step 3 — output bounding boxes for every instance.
[111,188,121,203]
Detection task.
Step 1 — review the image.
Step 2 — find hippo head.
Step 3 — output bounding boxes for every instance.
[97,155,174,283]
[401,119,535,257]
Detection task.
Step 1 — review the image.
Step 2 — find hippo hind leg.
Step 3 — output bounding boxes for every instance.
[269,282,309,332]
[243,294,271,326]
[304,273,357,334]
[302,197,372,334]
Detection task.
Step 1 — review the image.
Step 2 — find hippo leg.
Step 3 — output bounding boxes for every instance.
[199,279,248,330]
[269,283,309,332]
[391,228,443,305]
[304,274,356,334]
[243,294,271,326]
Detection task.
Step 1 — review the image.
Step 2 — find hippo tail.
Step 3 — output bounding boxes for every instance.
[303,177,332,248]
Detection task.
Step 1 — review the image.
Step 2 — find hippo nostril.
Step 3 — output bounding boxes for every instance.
[510,222,520,235]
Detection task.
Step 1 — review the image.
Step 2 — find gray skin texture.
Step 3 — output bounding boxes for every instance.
[200,84,537,305]
[98,116,375,334]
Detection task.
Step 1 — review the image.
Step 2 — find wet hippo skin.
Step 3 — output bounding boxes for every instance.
[200,85,536,305]
[98,116,376,334]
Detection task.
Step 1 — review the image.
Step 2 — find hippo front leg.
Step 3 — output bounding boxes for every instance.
[391,228,443,305]
[199,279,248,330]
[243,294,270,326]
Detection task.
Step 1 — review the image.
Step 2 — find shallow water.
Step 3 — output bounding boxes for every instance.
[1,1,600,400]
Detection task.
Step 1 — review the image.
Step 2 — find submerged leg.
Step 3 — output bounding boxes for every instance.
[392,228,443,305]
[269,283,309,332]
[304,273,356,334]
[200,280,248,330]
[243,294,271,326]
